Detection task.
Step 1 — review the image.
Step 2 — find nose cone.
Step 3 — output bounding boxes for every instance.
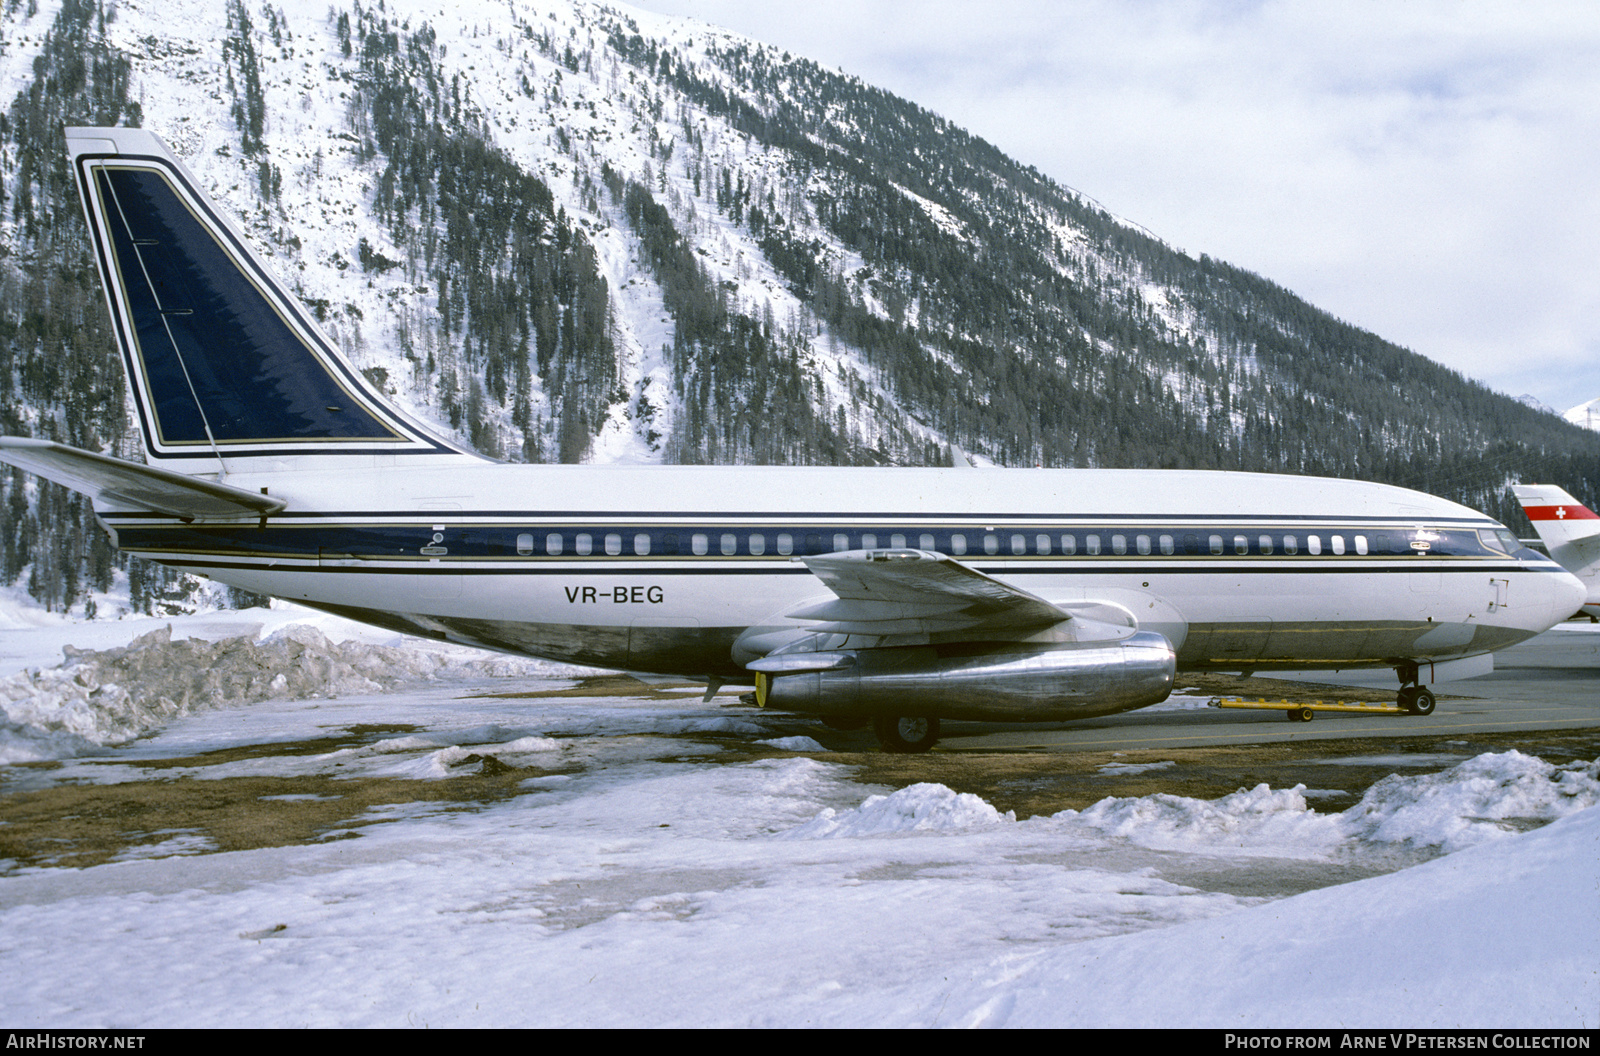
[1545,568,1588,628]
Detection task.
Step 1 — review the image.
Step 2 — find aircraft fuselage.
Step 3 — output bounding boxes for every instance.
[96,460,1578,684]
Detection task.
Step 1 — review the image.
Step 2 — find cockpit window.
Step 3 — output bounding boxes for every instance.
[1478,527,1523,555]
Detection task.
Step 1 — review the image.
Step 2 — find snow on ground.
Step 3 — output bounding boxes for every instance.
[0,611,1596,1027]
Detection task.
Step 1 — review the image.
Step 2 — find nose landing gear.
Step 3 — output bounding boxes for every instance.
[1394,662,1437,716]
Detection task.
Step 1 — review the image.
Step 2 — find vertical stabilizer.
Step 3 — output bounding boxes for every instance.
[1513,484,1600,610]
[66,127,465,475]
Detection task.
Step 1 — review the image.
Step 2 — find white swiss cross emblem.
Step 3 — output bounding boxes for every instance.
[1557,507,1568,519]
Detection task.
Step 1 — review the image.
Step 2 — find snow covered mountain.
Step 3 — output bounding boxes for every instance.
[1564,398,1600,433]
[2,0,1598,614]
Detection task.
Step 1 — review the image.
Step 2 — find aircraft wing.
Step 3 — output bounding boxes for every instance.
[785,549,1073,636]
[0,437,287,521]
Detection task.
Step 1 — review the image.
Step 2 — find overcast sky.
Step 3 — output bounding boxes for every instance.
[626,0,1600,415]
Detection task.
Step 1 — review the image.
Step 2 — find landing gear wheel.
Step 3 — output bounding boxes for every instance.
[872,715,941,753]
[1396,686,1419,712]
[821,715,868,731]
[1404,687,1436,716]
[1286,707,1315,722]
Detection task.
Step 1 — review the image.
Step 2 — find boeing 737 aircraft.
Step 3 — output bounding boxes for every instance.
[0,128,1585,751]
[1514,484,1600,620]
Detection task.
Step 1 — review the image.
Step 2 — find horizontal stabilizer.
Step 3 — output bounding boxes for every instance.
[0,437,286,521]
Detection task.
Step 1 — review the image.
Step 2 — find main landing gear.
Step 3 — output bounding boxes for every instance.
[872,715,941,753]
[1394,662,1436,716]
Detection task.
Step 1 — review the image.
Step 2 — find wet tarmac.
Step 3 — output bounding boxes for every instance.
[789,621,1600,755]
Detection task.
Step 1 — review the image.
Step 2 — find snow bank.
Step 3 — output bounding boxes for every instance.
[1067,781,1345,855]
[778,751,1600,860]
[0,623,545,763]
[975,805,1600,1028]
[1339,749,1600,852]
[314,725,567,779]
[758,735,828,752]
[780,782,1016,838]
[1060,750,1600,856]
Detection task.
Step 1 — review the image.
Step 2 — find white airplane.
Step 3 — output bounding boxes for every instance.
[0,128,1586,751]
[1513,484,1600,620]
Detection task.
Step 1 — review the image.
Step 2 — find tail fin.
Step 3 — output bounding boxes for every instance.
[66,127,462,473]
[1513,484,1600,607]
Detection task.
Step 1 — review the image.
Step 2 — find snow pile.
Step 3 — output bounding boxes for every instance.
[982,806,1600,1029]
[780,782,1016,838]
[1338,749,1600,852]
[1066,782,1346,856]
[0,624,543,762]
[1096,759,1176,776]
[1056,750,1600,857]
[314,726,566,779]
[758,735,827,752]
[771,751,1600,857]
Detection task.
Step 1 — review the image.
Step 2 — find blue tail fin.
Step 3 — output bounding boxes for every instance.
[67,127,461,471]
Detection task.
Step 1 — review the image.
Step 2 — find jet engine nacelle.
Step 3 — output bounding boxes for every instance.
[754,631,1176,722]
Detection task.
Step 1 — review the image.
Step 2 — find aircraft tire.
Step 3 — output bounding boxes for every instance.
[873,715,940,753]
[1406,688,1436,716]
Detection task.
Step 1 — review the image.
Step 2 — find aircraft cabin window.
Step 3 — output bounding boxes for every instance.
[1061,534,1076,555]
[806,534,822,553]
[1308,535,1322,555]
[1354,535,1369,555]
[634,533,651,556]
[1259,534,1273,555]
[605,533,622,556]
[1112,534,1128,555]
[862,533,878,550]
[546,533,563,556]
[891,533,907,549]
[1234,535,1249,556]
[920,533,936,550]
[1036,534,1051,554]
[720,533,737,556]
[576,533,593,556]
[777,533,794,555]
[1086,535,1102,555]
[950,534,967,555]
[1209,534,1224,555]
[1331,536,1346,555]
[1136,534,1151,556]
[1011,534,1026,555]
[1283,535,1298,555]
[1160,534,1175,555]
[692,533,709,556]
[749,533,766,556]
[833,533,850,551]
[984,534,1000,555]
[517,533,534,556]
